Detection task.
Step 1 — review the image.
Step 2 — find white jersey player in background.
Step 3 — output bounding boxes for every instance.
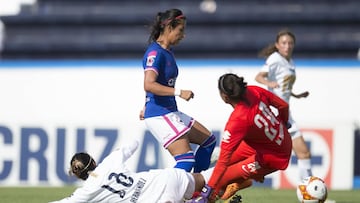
[255,29,313,181]
[48,140,212,203]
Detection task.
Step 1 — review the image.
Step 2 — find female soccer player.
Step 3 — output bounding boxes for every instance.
[140,8,216,173]
[190,73,293,203]
[48,140,209,203]
[255,29,313,181]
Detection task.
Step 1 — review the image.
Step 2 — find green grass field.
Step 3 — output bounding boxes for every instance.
[0,186,359,203]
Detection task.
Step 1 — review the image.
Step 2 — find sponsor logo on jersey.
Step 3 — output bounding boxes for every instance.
[146,51,157,66]
[241,161,260,174]
[222,130,231,143]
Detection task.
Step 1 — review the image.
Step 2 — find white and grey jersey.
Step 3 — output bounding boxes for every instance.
[260,51,296,103]
[49,141,194,203]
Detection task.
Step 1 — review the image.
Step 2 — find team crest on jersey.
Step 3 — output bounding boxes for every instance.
[146,51,157,66]
[222,130,231,143]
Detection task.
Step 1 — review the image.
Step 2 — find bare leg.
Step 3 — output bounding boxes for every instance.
[187,121,212,144]
[292,135,312,180]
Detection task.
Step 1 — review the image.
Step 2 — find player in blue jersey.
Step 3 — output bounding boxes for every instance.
[139,8,216,173]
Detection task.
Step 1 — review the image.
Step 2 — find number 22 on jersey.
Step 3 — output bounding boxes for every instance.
[254,101,285,145]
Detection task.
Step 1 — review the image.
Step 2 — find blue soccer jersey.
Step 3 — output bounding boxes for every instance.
[142,42,179,118]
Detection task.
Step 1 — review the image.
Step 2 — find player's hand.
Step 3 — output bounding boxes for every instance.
[298,91,309,98]
[180,89,195,101]
[139,107,145,120]
[292,91,309,98]
[268,81,280,88]
[187,184,215,203]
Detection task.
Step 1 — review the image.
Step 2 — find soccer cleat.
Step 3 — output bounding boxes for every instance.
[221,179,253,200]
[221,183,241,200]
[224,194,242,203]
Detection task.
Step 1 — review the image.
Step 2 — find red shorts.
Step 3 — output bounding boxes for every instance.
[216,141,290,189]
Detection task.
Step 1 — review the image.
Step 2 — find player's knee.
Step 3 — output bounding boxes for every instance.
[297,151,311,159]
[201,134,216,152]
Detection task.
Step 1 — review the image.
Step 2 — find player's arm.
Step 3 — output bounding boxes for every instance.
[255,71,269,85]
[144,69,193,100]
[121,140,139,161]
[207,147,232,191]
[255,71,279,89]
[144,52,177,96]
[208,121,247,191]
[144,69,174,96]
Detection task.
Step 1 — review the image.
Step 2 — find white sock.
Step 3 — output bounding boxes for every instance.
[200,167,214,183]
[298,158,313,180]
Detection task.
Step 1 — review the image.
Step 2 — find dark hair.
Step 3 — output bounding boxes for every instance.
[218,73,247,101]
[69,152,96,180]
[148,8,186,44]
[258,29,296,58]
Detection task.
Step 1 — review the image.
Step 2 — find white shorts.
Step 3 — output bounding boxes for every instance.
[270,107,302,139]
[288,112,302,139]
[158,168,195,202]
[144,111,195,148]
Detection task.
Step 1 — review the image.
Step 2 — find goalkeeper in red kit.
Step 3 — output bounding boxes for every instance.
[189,73,292,203]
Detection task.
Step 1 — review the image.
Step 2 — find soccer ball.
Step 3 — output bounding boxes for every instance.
[296,176,328,203]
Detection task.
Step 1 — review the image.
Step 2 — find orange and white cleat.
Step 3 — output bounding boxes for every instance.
[221,183,241,200]
[220,179,252,200]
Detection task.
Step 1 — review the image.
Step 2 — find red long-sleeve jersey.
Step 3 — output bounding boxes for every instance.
[208,86,292,190]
